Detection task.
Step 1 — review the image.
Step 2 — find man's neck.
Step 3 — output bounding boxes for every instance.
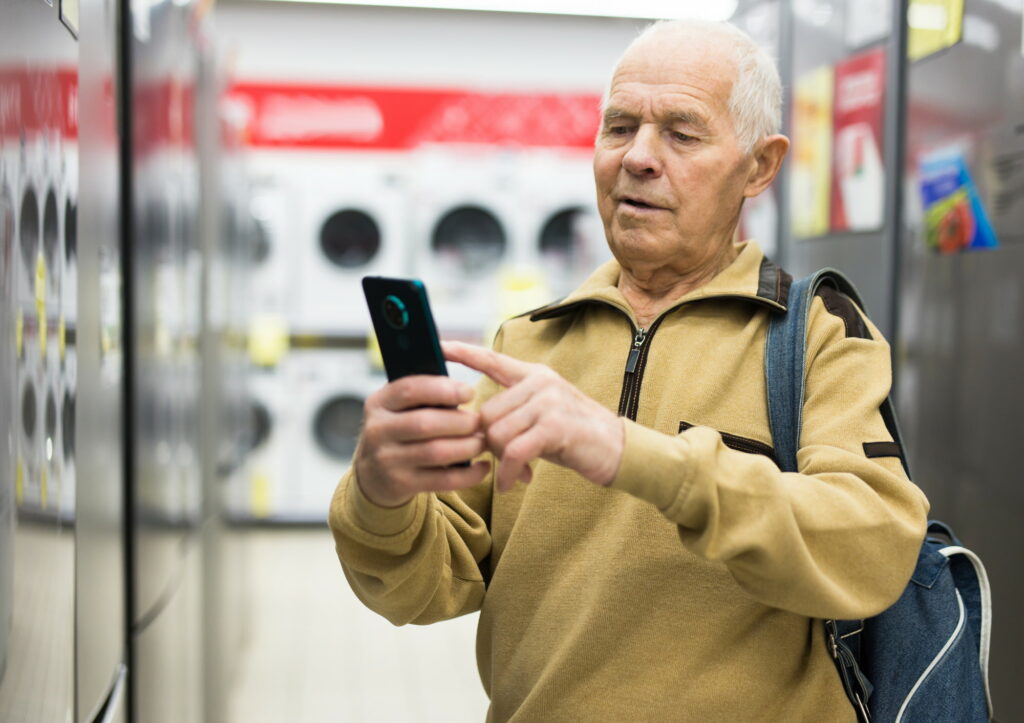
[617,243,739,327]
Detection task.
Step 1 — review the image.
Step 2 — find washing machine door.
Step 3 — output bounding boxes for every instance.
[320,207,381,269]
[42,188,59,297]
[247,396,273,453]
[63,197,77,264]
[19,373,39,484]
[19,186,39,283]
[539,207,585,260]
[539,206,601,294]
[313,394,364,461]
[432,204,507,273]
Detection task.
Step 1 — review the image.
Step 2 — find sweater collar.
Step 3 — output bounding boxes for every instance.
[529,240,792,322]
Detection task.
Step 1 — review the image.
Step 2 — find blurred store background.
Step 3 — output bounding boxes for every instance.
[0,0,1022,721]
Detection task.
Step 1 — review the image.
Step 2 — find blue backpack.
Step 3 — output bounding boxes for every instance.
[765,269,993,722]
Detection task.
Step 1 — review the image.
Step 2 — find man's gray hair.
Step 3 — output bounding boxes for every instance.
[605,19,782,154]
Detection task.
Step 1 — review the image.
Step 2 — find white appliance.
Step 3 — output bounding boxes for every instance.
[58,346,76,521]
[515,151,608,300]
[1,156,14,684]
[41,181,62,345]
[15,347,43,515]
[39,353,64,519]
[60,148,78,336]
[245,173,299,327]
[286,347,383,523]
[231,363,297,521]
[289,154,410,337]
[408,149,520,336]
[15,164,40,363]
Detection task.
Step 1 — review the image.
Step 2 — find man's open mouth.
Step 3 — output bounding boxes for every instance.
[621,197,659,209]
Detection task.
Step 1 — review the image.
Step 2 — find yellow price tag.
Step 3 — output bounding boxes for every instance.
[40,467,48,509]
[908,0,964,62]
[250,469,271,518]
[35,252,46,306]
[248,313,290,367]
[36,253,48,354]
[16,308,23,357]
[59,316,66,359]
[15,458,24,505]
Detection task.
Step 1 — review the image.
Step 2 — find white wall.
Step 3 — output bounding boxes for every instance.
[214,1,647,91]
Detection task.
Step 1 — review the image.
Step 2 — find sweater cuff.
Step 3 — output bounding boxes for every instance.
[609,418,694,511]
[345,470,421,537]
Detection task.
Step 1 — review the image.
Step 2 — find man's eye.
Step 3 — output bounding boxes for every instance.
[607,125,632,136]
[672,131,696,142]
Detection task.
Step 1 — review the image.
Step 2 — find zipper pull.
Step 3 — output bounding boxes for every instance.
[625,327,647,373]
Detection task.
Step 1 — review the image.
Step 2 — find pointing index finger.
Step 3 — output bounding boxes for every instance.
[442,340,531,389]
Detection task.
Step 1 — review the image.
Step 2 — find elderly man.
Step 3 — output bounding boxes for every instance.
[330,19,928,721]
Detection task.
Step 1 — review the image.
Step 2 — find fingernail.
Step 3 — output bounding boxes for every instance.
[457,384,474,402]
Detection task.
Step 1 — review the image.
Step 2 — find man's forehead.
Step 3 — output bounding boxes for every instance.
[609,31,737,107]
[602,84,720,128]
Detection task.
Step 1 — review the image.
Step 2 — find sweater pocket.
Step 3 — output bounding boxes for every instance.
[678,421,777,463]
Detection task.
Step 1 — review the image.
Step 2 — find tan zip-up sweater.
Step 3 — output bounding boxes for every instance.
[329,240,929,722]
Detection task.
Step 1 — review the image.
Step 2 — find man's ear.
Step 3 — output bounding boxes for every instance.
[743,134,790,198]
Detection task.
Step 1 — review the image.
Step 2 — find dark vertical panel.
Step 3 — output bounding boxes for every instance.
[898,3,1024,717]
[77,0,128,718]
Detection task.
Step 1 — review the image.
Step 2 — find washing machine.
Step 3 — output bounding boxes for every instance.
[16,165,41,369]
[245,175,299,325]
[286,347,382,523]
[15,339,43,516]
[58,345,76,520]
[516,151,608,300]
[60,146,78,350]
[290,154,410,338]
[229,363,297,522]
[0,145,15,683]
[408,149,521,337]
[41,170,63,360]
[36,351,65,520]
[13,142,46,517]
[58,152,78,522]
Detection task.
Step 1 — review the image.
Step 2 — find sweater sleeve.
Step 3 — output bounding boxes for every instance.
[609,295,930,620]
[327,385,499,627]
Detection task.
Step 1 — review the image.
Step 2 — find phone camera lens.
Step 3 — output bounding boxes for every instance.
[382,295,409,330]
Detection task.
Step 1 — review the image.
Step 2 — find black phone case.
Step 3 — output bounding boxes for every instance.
[362,276,448,382]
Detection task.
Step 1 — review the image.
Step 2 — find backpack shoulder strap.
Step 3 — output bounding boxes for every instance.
[765,268,910,477]
[765,269,880,721]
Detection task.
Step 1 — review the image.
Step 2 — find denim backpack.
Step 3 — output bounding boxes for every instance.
[765,268,993,722]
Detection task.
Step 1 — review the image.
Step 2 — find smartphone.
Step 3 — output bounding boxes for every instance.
[362,276,448,382]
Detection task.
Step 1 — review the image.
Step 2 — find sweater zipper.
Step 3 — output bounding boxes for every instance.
[617,317,665,421]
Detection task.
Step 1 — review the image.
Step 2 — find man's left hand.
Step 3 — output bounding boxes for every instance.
[443,341,624,492]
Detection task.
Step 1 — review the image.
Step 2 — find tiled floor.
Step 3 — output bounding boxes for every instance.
[226,526,489,723]
[0,521,74,722]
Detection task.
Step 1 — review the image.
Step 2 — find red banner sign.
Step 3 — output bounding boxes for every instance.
[225,82,602,151]
[830,46,886,232]
[0,67,78,140]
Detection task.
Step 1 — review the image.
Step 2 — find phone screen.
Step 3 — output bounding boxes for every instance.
[362,276,448,382]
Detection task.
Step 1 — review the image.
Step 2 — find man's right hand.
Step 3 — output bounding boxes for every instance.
[353,375,491,508]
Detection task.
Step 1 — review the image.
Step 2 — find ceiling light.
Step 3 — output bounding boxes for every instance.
[245,0,739,22]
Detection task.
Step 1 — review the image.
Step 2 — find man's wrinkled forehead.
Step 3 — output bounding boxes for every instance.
[608,27,738,105]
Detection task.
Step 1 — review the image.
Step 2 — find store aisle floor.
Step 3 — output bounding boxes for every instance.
[226,526,489,722]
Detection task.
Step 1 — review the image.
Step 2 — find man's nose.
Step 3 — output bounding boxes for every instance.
[621,125,663,177]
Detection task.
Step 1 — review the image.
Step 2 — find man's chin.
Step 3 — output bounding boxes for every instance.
[607,232,677,263]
